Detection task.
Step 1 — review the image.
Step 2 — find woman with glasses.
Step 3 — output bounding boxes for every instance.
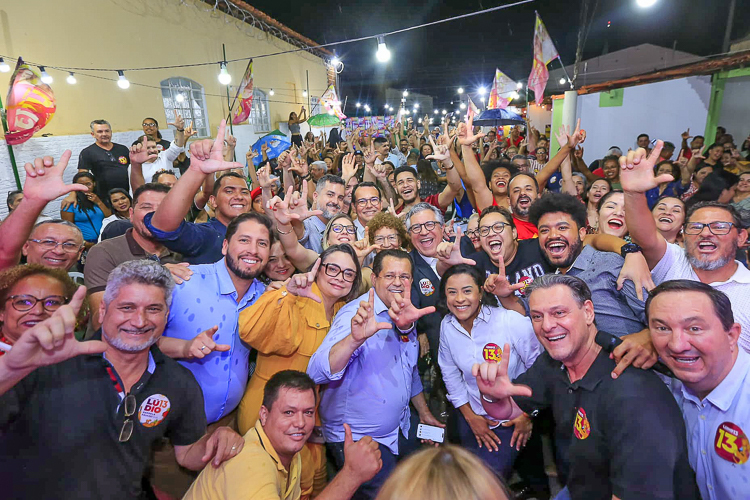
[237,244,361,498]
[98,188,132,242]
[141,117,171,151]
[61,172,111,249]
[0,264,84,351]
[465,213,482,251]
[354,212,412,290]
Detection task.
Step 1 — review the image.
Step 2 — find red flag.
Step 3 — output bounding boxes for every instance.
[487,69,517,110]
[5,59,56,145]
[231,60,254,125]
[528,13,559,104]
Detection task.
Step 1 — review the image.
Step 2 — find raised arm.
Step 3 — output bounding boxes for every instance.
[150,120,242,232]
[620,141,673,268]
[537,120,583,191]
[0,151,87,270]
[426,138,463,210]
[269,186,321,270]
[129,136,159,192]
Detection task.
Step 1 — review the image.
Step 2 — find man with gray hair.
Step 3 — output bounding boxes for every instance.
[0,259,244,499]
[23,220,84,271]
[473,274,701,500]
[296,173,346,253]
[78,119,131,199]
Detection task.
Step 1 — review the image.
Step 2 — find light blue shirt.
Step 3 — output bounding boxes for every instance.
[666,348,750,500]
[163,258,265,423]
[307,291,422,454]
[300,216,327,254]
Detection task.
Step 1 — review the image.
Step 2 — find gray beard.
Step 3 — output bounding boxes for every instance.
[102,328,158,352]
[686,246,735,271]
[320,206,341,220]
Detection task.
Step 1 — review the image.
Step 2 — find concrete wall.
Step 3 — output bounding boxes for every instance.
[574,76,712,162]
[718,75,750,142]
[0,0,328,217]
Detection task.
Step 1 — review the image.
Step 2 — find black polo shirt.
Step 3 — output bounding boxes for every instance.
[513,343,700,499]
[0,332,206,499]
[78,142,131,199]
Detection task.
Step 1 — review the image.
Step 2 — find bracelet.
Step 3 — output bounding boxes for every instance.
[482,394,497,404]
[176,128,185,132]
[276,224,294,235]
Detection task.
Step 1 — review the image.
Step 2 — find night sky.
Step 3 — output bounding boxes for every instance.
[247,0,748,110]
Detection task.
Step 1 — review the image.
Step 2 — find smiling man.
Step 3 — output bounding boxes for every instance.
[473,274,701,500]
[77,119,131,199]
[621,142,750,351]
[298,174,346,254]
[351,182,382,240]
[508,173,540,240]
[22,220,84,271]
[0,260,243,499]
[646,280,749,500]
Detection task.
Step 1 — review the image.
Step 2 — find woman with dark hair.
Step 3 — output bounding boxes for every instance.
[417,159,441,198]
[686,170,740,209]
[596,190,628,239]
[288,106,308,147]
[437,264,539,480]
[237,244,362,497]
[98,188,132,242]
[645,160,689,209]
[60,172,111,247]
[141,117,171,151]
[652,196,686,245]
[584,178,611,233]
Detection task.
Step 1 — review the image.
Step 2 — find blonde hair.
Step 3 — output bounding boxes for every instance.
[375,445,510,500]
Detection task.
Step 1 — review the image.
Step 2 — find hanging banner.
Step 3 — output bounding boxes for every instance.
[231,59,254,125]
[5,58,56,145]
[487,68,517,110]
[528,13,559,104]
[320,85,346,120]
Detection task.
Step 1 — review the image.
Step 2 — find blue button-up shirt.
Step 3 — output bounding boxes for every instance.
[143,212,227,265]
[163,258,264,423]
[307,291,422,454]
[299,216,327,254]
[666,349,750,500]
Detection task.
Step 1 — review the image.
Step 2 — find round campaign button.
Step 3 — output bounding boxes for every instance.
[419,278,435,297]
[482,343,502,362]
[714,421,749,465]
[118,156,128,164]
[138,394,171,428]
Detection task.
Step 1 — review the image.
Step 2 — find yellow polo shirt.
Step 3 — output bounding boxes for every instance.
[182,421,301,500]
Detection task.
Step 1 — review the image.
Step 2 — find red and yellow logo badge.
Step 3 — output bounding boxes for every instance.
[118,156,128,164]
[715,422,749,465]
[573,407,590,440]
[482,343,502,362]
[138,394,171,428]
[517,276,534,296]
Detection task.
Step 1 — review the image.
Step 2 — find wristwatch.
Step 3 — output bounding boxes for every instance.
[620,242,642,259]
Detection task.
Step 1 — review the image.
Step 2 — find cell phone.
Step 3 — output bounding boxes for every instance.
[416,423,445,443]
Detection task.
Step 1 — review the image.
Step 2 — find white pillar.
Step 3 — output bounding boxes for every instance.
[562,90,578,133]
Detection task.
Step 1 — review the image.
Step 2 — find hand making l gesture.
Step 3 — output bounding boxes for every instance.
[286,259,323,303]
[189,120,244,175]
[619,140,672,193]
[388,286,436,331]
[22,150,88,204]
[351,289,393,343]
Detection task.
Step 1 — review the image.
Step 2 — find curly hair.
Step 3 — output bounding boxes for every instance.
[528,192,587,229]
[366,212,412,251]
[0,264,87,325]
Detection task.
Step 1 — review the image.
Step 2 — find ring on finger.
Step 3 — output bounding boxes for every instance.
[200,345,207,352]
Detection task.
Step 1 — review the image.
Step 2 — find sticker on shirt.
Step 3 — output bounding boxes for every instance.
[516,275,534,297]
[118,156,128,164]
[419,278,435,297]
[138,394,171,428]
[482,343,502,362]
[573,408,590,440]
[715,421,749,465]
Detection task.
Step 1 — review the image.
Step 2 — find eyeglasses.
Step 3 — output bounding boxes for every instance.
[331,224,356,235]
[323,263,357,283]
[379,273,412,283]
[478,222,509,237]
[684,221,735,235]
[119,394,136,442]
[6,295,68,312]
[374,234,399,245]
[142,122,157,128]
[466,229,480,239]
[356,197,381,208]
[408,221,440,234]
[28,239,83,253]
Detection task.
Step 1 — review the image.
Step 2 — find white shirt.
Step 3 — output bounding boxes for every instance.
[137,141,184,184]
[438,305,541,421]
[665,349,750,500]
[652,242,750,352]
[419,253,439,278]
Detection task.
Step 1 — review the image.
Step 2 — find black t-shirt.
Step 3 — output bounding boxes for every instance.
[78,143,131,199]
[513,346,700,499]
[469,239,554,296]
[156,139,171,152]
[101,219,133,241]
[0,333,206,499]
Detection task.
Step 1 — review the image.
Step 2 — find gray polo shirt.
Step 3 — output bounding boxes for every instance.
[299,216,328,254]
[566,245,646,337]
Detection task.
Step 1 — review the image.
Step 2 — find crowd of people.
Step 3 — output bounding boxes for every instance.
[0,110,748,500]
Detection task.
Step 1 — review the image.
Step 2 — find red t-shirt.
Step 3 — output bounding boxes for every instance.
[395,193,445,214]
[513,216,538,240]
[505,135,523,148]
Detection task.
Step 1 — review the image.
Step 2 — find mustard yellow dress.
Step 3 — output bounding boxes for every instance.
[238,283,344,499]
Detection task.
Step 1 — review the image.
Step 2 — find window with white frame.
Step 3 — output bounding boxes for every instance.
[249,89,271,132]
[160,77,209,137]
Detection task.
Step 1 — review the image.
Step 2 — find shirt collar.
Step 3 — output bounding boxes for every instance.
[216,258,263,304]
[556,343,610,391]
[447,305,492,336]
[254,421,288,473]
[687,349,750,411]
[372,290,389,316]
[568,244,595,272]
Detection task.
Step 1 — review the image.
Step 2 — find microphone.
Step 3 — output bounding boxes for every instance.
[595,331,674,378]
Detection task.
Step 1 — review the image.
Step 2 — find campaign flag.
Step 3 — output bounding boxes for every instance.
[467,96,480,123]
[487,68,517,110]
[231,60,254,125]
[528,13,559,104]
[320,85,346,120]
[4,59,56,145]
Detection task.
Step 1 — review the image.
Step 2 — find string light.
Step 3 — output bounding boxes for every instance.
[457,87,464,94]
[376,36,391,63]
[389,106,394,112]
[269,88,275,96]
[403,90,408,97]
[117,70,130,89]
[516,82,523,89]
[442,109,447,115]
[356,102,361,108]
[559,77,566,85]
[459,102,466,109]
[414,103,419,109]
[218,62,231,85]
[477,86,486,95]
[303,89,308,97]
[0,58,9,73]
[66,72,77,85]
[39,66,53,84]
[434,109,439,114]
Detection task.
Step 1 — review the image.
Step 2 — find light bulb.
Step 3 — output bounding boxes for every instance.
[66,72,77,85]
[403,90,408,97]
[356,102,361,108]
[331,56,340,66]
[389,107,394,112]
[459,103,466,109]
[175,93,185,103]
[218,62,231,85]
[303,90,308,97]
[636,0,657,7]
[269,88,274,96]
[516,82,523,89]
[511,92,520,100]
[478,86,486,95]
[0,58,9,73]
[434,109,439,114]
[376,36,391,63]
[117,70,130,89]
[418,118,422,124]
[414,103,419,109]
[442,109,447,115]
[457,87,464,94]
[39,66,53,84]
